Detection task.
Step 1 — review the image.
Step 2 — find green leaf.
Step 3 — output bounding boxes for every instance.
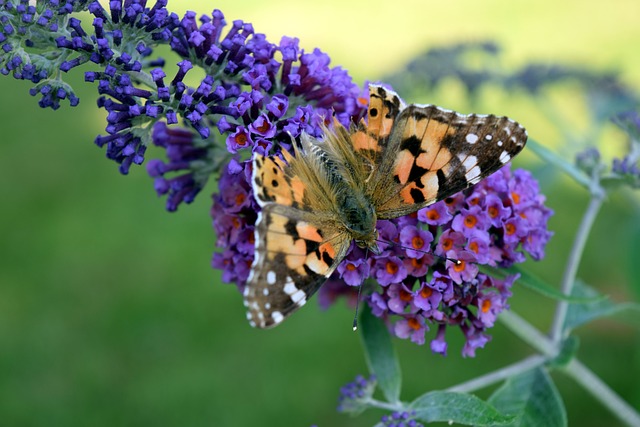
[563,279,640,333]
[408,391,515,426]
[359,304,401,403]
[527,139,591,190]
[480,265,605,303]
[489,367,567,427]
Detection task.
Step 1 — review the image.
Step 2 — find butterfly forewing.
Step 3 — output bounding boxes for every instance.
[369,95,527,218]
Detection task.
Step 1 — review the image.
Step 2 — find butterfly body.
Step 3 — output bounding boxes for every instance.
[244,85,527,328]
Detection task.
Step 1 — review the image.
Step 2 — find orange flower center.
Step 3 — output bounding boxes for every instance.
[231,217,241,229]
[505,223,516,235]
[256,122,270,133]
[248,233,255,245]
[410,258,422,268]
[386,261,398,275]
[420,287,433,298]
[407,317,421,330]
[453,260,465,272]
[488,206,498,218]
[511,191,521,204]
[427,209,440,221]
[441,238,453,251]
[399,289,413,302]
[469,241,479,253]
[235,193,246,206]
[411,236,424,249]
[235,132,248,146]
[464,215,478,228]
[346,262,357,271]
[481,299,492,313]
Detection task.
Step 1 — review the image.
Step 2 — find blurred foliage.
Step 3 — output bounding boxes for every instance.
[1,1,640,427]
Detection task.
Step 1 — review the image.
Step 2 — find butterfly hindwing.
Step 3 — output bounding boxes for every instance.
[245,204,350,328]
[369,91,527,218]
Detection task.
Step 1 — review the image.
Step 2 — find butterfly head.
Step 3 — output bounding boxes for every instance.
[354,231,381,255]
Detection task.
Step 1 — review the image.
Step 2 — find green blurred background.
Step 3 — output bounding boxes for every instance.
[1,0,639,426]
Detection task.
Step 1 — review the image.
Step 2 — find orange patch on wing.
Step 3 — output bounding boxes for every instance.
[367,94,395,138]
[415,146,452,171]
[305,241,338,275]
[424,119,452,147]
[351,130,380,152]
[402,117,429,141]
[296,222,323,242]
[394,150,415,184]
[397,171,439,204]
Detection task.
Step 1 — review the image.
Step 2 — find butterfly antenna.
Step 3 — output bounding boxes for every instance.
[352,247,369,332]
[352,280,364,332]
[375,239,461,265]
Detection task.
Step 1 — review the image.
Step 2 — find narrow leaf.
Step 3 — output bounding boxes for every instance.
[409,391,515,426]
[489,367,567,427]
[564,279,640,332]
[359,304,401,403]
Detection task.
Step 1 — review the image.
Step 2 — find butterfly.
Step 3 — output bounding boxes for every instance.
[244,85,527,328]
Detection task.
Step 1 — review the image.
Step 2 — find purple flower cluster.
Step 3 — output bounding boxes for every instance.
[339,166,552,356]
[575,110,640,189]
[611,110,640,188]
[336,375,376,413]
[211,159,258,284]
[0,0,86,108]
[380,411,424,427]
[213,140,552,355]
[137,8,364,206]
[149,11,365,208]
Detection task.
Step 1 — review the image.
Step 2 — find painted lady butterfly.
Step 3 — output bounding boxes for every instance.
[244,85,527,328]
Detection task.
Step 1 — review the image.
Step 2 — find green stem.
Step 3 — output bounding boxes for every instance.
[549,192,604,344]
[364,398,406,412]
[446,355,547,393]
[499,311,555,356]
[564,360,640,427]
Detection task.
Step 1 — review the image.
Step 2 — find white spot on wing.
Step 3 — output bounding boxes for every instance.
[466,134,478,144]
[485,134,492,141]
[266,271,276,285]
[263,288,269,296]
[500,151,511,164]
[283,279,307,306]
[497,140,503,147]
[460,154,481,183]
[272,311,284,324]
